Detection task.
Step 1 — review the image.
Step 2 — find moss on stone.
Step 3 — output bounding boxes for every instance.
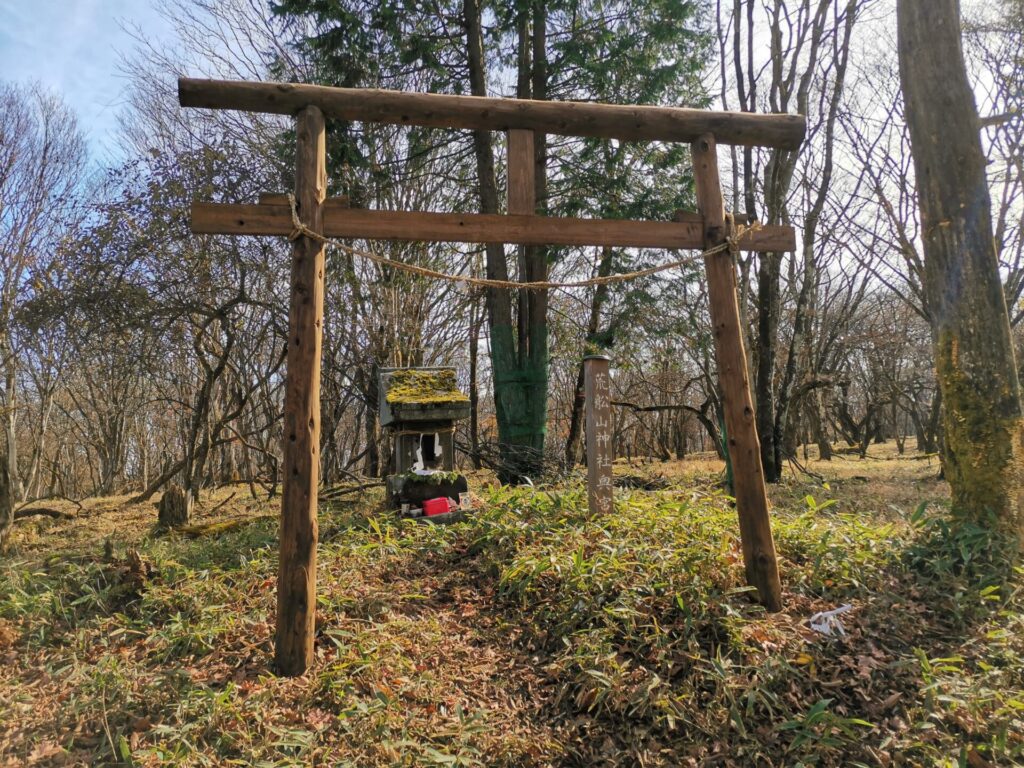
[385,369,469,405]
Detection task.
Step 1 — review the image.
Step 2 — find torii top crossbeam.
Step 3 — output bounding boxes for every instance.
[179,77,800,677]
[180,78,805,150]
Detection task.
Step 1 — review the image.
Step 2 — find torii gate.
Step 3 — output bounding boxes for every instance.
[178,78,804,676]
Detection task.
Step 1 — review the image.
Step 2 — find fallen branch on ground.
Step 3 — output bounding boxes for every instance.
[15,493,84,514]
[14,507,76,521]
[131,460,186,504]
[196,491,237,516]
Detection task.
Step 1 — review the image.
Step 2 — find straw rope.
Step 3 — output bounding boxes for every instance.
[286,193,755,291]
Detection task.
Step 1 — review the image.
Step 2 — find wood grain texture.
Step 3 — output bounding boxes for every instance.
[190,203,796,253]
[275,106,326,676]
[691,133,782,612]
[258,192,350,208]
[507,130,535,215]
[179,78,806,150]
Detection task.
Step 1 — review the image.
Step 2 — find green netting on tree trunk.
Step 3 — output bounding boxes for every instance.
[489,331,550,481]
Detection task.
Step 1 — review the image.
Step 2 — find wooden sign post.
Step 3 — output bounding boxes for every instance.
[178,79,800,676]
[584,355,614,516]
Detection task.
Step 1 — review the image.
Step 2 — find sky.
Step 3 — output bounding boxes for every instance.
[0,0,174,164]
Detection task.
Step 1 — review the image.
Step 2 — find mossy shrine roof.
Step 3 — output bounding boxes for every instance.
[384,368,469,405]
[379,367,471,427]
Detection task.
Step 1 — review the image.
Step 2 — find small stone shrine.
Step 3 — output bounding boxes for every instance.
[379,367,471,513]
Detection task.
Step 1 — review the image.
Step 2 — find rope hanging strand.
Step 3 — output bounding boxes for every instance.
[286,193,757,291]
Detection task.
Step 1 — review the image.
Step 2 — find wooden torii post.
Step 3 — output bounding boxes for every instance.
[179,78,803,675]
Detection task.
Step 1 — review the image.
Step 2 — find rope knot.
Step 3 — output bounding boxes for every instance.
[726,217,761,256]
[286,192,328,243]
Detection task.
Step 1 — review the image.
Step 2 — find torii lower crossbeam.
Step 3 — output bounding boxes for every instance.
[191,202,796,252]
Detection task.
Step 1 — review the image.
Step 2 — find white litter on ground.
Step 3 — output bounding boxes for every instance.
[808,604,853,637]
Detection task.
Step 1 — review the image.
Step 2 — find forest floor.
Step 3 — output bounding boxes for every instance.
[2,443,1022,766]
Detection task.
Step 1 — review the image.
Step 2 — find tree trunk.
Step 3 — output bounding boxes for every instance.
[754,254,781,481]
[898,0,1024,535]
[4,357,22,503]
[564,246,614,467]
[0,458,10,551]
[468,287,482,469]
[774,1,856,472]
[24,386,55,502]
[911,406,928,452]
[363,402,380,478]
[812,387,832,460]
[131,458,187,504]
[464,0,550,481]
[139,421,149,492]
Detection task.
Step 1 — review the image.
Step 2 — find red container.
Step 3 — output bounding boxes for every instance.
[422,497,452,516]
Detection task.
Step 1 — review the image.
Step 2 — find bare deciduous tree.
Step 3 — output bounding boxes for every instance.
[0,82,85,548]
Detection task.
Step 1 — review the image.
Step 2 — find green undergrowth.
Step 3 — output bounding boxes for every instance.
[463,487,1024,765]
[2,481,1024,766]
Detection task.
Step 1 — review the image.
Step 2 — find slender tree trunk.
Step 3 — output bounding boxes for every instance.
[24,387,54,501]
[899,0,1024,535]
[140,424,149,491]
[564,246,614,467]
[812,388,832,460]
[363,406,379,478]
[47,445,61,499]
[4,355,22,502]
[468,287,482,469]
[755,254,781,481]
[464,0,513,466]
[893,401,905,454]
[912,406,927,452]
[0,459,11,551]
[184,384,208,505]
[464,0,549,480]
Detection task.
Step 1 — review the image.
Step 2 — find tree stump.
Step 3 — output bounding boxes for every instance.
[158,485,191,528]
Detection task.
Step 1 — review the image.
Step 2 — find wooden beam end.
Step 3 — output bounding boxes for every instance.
[781,114,807,151]
[178,77,195,108]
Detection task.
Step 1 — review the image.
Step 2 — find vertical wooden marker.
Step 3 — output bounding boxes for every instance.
[276,105,326,675]
[584,355,613,516]
[691,133,783,612]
